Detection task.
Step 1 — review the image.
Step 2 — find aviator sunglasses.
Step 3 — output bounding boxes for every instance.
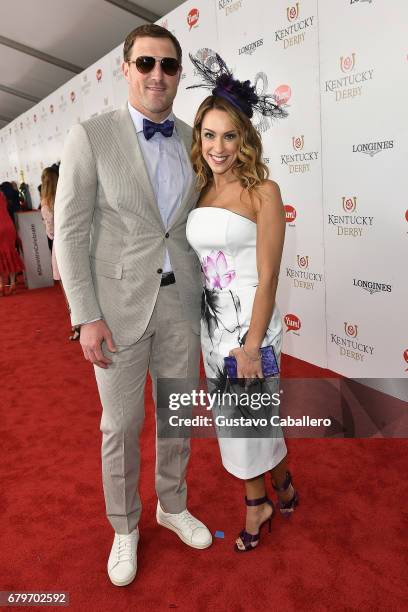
[128,55,180,76]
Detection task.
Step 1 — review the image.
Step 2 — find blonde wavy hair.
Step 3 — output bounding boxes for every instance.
[191,95,269,193]
[40,167,58,211]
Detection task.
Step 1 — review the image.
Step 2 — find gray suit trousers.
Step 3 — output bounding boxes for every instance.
[94,283,200,534]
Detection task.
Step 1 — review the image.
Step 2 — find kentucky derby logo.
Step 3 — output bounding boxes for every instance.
[292,136,304,151]
[340,53,356,73]
[284,205,297,224]
[274,84,292,105]
[96,69,102,82]
[187,8,199,29]
[297,255,309,268]
[284,314,301,333]
[403,349,408,371]
[342,197,357,213]
[287,2,299,21]
[70,91,76,102]
[344,323,358,338]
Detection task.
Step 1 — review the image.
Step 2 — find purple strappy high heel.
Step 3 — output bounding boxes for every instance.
[272,471,299,516]
[234,495,275,553]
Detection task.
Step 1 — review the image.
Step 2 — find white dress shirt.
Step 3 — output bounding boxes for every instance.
[127,101,193,273]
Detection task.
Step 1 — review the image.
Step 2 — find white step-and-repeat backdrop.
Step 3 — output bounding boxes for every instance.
[0,0,407,378]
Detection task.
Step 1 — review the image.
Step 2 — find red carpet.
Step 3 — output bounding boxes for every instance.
[1,281,407,611]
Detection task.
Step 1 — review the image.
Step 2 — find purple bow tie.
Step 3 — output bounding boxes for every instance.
[143,118,174,140]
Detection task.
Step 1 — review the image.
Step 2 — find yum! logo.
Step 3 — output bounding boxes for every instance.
[292,135,304,151]
[344,323,358,338]
[285,314,301,333]
[187,8,199,29]
[340,53,356,73]
[284,205,297,224]
[287,2,299,21]
[342,197,357,213]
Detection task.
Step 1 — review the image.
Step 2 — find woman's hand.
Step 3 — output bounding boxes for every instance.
[229,346,263,384]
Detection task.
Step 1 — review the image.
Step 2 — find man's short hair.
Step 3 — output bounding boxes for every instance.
[123,24,182,64]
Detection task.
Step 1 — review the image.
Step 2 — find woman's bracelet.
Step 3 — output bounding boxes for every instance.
[242,345,261,362]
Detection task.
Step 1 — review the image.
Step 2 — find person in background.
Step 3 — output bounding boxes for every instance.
[40,167,79,341]
[0,191,24,296]
[0,182,20,225]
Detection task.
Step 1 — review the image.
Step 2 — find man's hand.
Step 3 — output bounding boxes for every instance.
[80,320,117,369]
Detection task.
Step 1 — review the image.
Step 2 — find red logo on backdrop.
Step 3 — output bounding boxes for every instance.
[403,349,408,371]
[284,204,296,223]
[284,314,301,333]
[405,210,408,223]
[70,91,76,102]
[96,69,102,82]
[274,84,292,105]
[344,323,358,338]
[49,104,54,114]
[187,8,199,30]
[342,197,357,213]
[292,135,304,151]
[297,255,309,268]
[287,3,299,22]
[340,53,356,73]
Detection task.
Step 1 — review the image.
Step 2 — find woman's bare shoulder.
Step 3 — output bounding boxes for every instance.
[252,180,283,215]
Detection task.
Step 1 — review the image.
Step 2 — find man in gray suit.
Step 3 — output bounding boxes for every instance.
[54,24,211,587]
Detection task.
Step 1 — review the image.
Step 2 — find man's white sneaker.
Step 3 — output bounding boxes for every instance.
[107,527,139,587]
[156,503,212,549]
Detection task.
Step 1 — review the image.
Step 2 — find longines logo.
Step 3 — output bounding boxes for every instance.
[275,2,315,49]
[325,53,374,102]
[238,39,263,56]
[328,197,374,237]
[284,314,301,334]
[281,136,319,174]
[286,255,323,290]
[284,205,297,226]
[330,323,374,362]
[218,0,243,16]
[353,278,392,294]
[352,140,394,157]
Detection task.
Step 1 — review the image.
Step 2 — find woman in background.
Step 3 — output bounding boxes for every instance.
[40,167,80,341]
[0,190,24,296]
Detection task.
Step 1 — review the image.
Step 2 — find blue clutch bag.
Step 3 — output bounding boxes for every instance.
[224,345,280,380]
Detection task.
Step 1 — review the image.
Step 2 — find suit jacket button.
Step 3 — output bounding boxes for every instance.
[157,268,163,274]
[165,232,169,238]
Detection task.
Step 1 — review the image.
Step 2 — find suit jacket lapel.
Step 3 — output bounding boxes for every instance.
[114,104,165,230]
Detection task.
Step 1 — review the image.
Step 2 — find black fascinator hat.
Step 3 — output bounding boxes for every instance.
[187,53,288,120]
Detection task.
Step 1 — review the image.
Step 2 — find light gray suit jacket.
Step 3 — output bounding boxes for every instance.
[54,104,202,345]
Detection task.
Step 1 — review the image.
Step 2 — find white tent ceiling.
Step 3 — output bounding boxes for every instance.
[0,0,185,128]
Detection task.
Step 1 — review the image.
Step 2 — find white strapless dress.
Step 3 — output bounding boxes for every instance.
[186,207,287,479]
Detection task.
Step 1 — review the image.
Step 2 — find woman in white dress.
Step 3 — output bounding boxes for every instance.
[186,55,299,552]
